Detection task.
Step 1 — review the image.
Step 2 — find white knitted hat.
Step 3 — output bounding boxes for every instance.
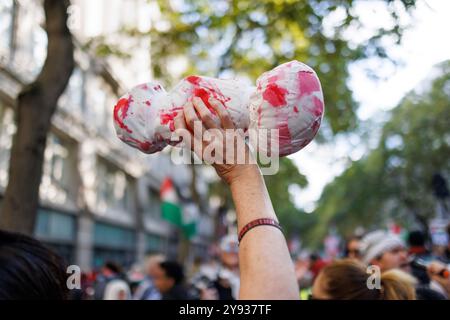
[360,230,405,264]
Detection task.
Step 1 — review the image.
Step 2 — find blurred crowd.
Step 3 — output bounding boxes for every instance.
[71,223,450,300]
[67,234,241,300]
[1,223,449,300]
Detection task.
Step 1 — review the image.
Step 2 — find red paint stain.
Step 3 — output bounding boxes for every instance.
[153,85,162,91]
[278,122,292,157]
[312,96,323,117]
[139,84,149,90]
[293,106,299,113]
[298,71,321,97]
[124,136,152,152]
[114,96,133,133]
[187,78,231,114]
[263,83,288,107]
[186,75,202,86]
[145,100,151,106]
[193,87,219,114]
[160,110,179,132]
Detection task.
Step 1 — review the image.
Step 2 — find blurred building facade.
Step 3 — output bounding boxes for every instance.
[0,0,215,271]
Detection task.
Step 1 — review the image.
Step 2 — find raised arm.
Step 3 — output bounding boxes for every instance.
[174,97,299,300]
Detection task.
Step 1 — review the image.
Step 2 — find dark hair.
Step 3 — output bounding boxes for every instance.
[408,230,426,247]
[159,261,184,285]
[104,261,123,274]
[0,229,68,300]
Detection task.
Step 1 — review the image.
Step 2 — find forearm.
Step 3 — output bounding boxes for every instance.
[229,165,299,300]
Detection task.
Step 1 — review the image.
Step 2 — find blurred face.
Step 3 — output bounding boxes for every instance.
[152,265,174,293]
[347,240,361,260]
[221,251,239,269]
[372,246,409,272]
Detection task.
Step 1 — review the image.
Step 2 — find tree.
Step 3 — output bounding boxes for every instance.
[308,61,450,247]
[88,0,417,239]
[147,0,416,133]
[0,0,74,234]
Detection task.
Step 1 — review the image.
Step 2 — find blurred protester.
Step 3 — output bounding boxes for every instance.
[190,234,240,300]
[309,253,328,282]
[360,230,446,300]
[132,254,165,300]
[294,251,313,289]
[93,261,130,300]
[343,235,362,260]
[407,230,432,285]
[427,261,450,299]
[311,259,416,300]
[153,261,192,300]
[445,223,450,262]
[0,229,68,299]
[408,230,430,257]
[127,264,145,297]
[360,230,409,272]
[293,252,315,300]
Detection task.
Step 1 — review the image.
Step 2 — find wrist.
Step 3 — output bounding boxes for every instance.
[226,164,261,186]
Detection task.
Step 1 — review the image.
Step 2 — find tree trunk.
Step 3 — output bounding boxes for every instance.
[0,0,74,234]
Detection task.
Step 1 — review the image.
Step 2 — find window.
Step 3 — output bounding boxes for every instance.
[85,74,110,131]
[94,222,135,249]
[33,208,76,264]
[96,158,135,214]
[146,233,164,254]
[93,221,136,268]
[58,67,85,116]
[40,133,77,207]
[0,104,15,188]
[146,187,161,218]
[34,208,76,242]
[0,0,14,63]
[12,0,47,78]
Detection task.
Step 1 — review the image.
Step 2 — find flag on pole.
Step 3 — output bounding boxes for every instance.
[160,177,197,239]
[160,177,182,226]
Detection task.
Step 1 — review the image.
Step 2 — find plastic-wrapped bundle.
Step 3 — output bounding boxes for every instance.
[113,60,324,157]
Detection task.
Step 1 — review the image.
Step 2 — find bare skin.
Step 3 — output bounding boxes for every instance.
[174,97,299,300]
[428,261,450,297]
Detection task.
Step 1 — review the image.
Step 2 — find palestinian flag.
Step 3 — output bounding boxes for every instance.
[160,177,197,239]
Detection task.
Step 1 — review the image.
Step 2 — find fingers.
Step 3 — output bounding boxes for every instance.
[173,111,192,147]
[183,100,202,132]
[173,111,187,131]
[208,97,235,129]
[192,97,218,129]
[428,261,446,275]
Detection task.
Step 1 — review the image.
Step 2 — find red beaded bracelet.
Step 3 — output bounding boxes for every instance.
[238,218,282,243]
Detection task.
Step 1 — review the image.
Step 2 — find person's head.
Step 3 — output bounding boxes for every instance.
[145,254,165,278]
[360,230,408,272]
[312,259,416,300]
[344,236,362,260]
[407,230,427,248]
[219,234,239,269]
[152,261,184,293]
[0,229,68,299]
[102,261,123,277]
